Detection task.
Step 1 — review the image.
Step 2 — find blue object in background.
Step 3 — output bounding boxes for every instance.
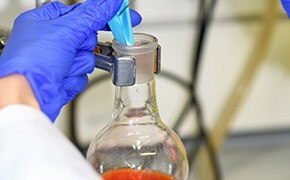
[281,0,290,18]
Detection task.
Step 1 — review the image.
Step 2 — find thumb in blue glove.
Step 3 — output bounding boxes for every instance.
[0,0,142,121]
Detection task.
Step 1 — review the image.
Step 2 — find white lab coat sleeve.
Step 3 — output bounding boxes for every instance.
[0,105,102,180]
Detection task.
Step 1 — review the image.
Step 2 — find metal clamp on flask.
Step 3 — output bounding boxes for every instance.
[0,28,9,54]
[94,42,161,86]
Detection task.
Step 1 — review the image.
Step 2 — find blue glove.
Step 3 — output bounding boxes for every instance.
[281,0,290,17]
[0,0,141,121]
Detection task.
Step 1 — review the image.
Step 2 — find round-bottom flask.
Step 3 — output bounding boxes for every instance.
[86,33,188,180]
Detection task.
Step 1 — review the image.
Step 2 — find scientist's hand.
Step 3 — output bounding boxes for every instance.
[0,0,141,121]
[281,0,290,16]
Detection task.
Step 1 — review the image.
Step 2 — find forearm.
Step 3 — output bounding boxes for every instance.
[0,74,40,110]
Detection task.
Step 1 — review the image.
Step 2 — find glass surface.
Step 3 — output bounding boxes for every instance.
[86,33,188,180]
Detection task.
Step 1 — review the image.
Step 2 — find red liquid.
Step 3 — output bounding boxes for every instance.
[102,169,174,180]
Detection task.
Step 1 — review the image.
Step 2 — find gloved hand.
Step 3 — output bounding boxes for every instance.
[0,0,141,121]
[281,0,290,16]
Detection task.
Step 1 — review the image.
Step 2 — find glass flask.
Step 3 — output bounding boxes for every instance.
[86,33,189,180]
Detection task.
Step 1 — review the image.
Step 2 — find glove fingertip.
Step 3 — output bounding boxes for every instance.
[101,9,142,31]
[282,0,290,17]
[87,53,97,74]
[78,75,89,92]
[64,75,89,101]
[64,75,89,92]
[67,0,123,30]
[129,9,142,27]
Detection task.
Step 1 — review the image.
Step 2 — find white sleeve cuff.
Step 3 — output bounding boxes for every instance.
[0,105,101,180]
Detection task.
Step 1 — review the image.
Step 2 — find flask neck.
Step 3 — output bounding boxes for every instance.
[112,33,158,84]
[113,79,160,124]
[112,33,160,124]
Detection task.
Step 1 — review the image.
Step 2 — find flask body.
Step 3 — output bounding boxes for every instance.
[86,33,188,180]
